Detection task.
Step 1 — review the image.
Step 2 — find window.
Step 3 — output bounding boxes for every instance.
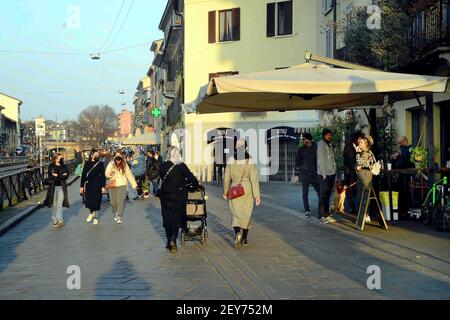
[219,10,233,42]
[323,0,332,15]
[325,28,333,58]
[345,3,353,29]
[209,9,240,43]
[267,1,293,37]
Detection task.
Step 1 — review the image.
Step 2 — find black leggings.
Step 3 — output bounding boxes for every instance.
[234,227,249,240]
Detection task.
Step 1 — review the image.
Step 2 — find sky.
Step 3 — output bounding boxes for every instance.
[0,0,167,122]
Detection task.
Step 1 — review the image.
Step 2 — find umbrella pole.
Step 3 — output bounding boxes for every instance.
[426,93,436,185]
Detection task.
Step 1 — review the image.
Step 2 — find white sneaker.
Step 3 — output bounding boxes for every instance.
[93,219,99,225]
[114,217,118,223]
[326,216,337,223]
[320,217,329,224]
[86,213,95,223]
[365,215,371,223]
[116,218,122,224]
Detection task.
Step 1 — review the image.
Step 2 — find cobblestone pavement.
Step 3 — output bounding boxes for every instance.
[0,182,449,300]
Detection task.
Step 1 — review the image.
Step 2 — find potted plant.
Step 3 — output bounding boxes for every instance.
[410,146,428,174]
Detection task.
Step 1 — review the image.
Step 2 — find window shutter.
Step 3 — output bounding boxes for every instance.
[267,3,275,37]
[232,8,240,41]
[208,11,216,43]
[285,1,293,35]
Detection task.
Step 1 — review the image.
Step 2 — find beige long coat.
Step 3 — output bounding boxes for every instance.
[224,157,260,230]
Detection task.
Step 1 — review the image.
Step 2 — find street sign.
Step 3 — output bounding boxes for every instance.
[35,117,46,137]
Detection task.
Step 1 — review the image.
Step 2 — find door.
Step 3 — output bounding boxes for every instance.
[269,139,298,182]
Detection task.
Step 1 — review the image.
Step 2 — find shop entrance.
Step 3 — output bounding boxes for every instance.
[267,127,300,182]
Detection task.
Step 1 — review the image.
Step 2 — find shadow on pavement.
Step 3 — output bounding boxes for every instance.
[0,196,83,274]
[205,184,450,299]
[95,257,152,300]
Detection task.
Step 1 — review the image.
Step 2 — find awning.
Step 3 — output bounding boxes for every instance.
[122,131,160,146]
[183,63,449,114]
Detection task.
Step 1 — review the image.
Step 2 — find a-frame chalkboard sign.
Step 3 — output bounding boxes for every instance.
[356,187,389,231]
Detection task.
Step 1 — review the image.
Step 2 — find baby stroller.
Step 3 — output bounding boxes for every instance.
[180,185,208,246]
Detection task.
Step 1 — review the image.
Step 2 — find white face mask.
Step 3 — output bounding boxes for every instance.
[154,155,158,160]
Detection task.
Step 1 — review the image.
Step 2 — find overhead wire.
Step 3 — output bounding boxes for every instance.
[97,0,127,52]
[102,0,136,52]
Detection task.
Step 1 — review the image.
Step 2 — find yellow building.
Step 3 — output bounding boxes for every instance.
[183,0,320,182]
[0,92,22,155]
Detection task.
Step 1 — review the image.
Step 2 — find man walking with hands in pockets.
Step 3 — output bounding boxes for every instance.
[317,129,337,224]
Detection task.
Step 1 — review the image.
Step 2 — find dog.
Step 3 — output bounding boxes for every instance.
[331,181,357,215]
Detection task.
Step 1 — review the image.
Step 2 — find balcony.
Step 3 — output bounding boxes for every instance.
[409,0,450,55]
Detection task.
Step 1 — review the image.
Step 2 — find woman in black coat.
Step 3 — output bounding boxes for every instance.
[80,149,106,225]
[44,153,70,228]
[159,146,199,253]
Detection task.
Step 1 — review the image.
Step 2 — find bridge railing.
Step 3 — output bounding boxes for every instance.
[0,156,30,167]
[0,159,81,211]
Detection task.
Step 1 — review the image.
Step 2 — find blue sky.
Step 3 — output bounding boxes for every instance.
[0,0,166,121]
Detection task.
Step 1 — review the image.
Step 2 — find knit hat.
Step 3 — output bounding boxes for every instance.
[302,133,313,141]
[322,128,332,138]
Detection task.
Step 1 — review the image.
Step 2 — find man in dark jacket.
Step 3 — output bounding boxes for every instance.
[343,131,365,214]
[146,150,160,196]
[295,133,320,218]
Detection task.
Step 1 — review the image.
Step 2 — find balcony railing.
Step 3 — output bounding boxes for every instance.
[409,1,450,53]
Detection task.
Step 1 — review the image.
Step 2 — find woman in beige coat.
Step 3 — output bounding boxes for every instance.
[223,139,261,248]
[105,152,138,224]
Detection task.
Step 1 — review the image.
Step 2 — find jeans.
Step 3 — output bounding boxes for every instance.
[135,175,146,196]
[356,169,373,217]
[52,186,64,223]
[318,175,335,219]
[151,179,159,195]
[300,173,320,212]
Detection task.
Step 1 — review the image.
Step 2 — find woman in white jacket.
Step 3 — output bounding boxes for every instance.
[105,152,138,224]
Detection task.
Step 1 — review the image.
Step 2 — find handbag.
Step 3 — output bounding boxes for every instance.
[228,159,249,200]
[155,164,177,198]
[371,161,381,176]
[105,179,117,189]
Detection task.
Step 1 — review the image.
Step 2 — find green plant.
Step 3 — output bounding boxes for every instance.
[410,146,428,174]
[311,111,366,176]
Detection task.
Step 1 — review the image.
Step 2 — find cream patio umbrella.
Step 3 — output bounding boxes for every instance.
[183,63,449,114]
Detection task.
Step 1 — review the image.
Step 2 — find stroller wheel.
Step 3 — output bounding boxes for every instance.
[180,231,186,246]
[201,228,207,245]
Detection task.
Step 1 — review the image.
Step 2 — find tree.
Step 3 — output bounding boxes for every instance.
[342,0,416,70]
[77,105,117,148]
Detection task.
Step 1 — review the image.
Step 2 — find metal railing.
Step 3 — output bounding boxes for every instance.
[0,156,30,167]
[0,159,80,211]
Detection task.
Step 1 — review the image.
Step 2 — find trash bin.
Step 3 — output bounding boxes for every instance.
[379,192,399,221]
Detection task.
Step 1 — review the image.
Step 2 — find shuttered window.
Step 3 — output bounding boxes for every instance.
[209,71,239,81]
[267,3,276,37]
[208,11,216,43]
[267,1,293,37]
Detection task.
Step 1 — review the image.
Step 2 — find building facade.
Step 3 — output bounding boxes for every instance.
[316,0,449,166]
[133,76,152,135]
[183,0,319,182]
[118,109,134,138]
[0,92,22,155]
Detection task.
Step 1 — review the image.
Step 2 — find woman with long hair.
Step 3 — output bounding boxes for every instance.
[105,151,138,224]
[159,146,199,253]
[80,149,106,225]
[44,153,70,228]
[223,138,261,248]
[356,136,376,223]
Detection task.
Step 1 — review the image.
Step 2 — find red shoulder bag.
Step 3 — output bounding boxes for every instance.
[228,160,249,200]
